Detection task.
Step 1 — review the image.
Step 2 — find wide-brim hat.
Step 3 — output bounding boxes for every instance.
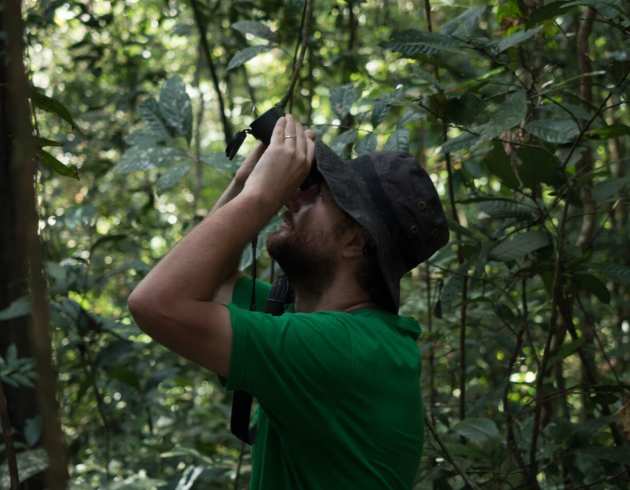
[314,140,449,312]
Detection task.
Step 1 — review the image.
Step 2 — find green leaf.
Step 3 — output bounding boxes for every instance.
[477,90,527,138]
[526,1,574,27]
[356,133,377,155]
[0,296,31,321]
[441,6,486,39]
[24,416,42,447]
[574,273,611,304]
[586,123,630,140]
[159,76,193,144]
[592,177,630,202]
[481,142,519,189]
[383,128,409,152]
[0,448,47,487]
[525,119,580,144]
[452,418,501,447]
[115,146,184,173]
[202,152,240,174]
[439,263,467,312]
[476,200,537,221]
[594,264,630,285]
[547,338,586,369]
[383,30,464,57]
[232,20,276,42]
[227,45,272,71]
[330,84,358,118]
[330,129,357,156]
[495,27,542,53]
[438,133,482,154]
[125,129,165,148]
[39,149,80,179]
[577,445,630,464]
[490,230,550,261]
[516,146,565,188]
[35,136,63,148]
[30,88,81,131]
[156,163,192,193]
[138,98,170,140]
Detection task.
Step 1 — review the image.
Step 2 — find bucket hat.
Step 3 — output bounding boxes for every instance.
[314,140,449,312]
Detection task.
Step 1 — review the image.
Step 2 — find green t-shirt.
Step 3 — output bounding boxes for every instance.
[225,276,423,490]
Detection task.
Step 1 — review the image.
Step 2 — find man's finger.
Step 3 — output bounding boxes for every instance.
[305,138,315,170]
[295,121,306,163]
[269,116,286,146]
[284,114,297,150]
[305,129,316,141]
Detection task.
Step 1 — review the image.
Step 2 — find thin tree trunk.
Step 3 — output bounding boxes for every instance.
[2,1,69,488]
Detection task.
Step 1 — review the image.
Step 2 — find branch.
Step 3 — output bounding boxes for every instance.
[189,0,232,146]
[424,416,482,490]
[279,0,313,111]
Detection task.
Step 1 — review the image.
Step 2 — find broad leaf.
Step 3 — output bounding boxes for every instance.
[516,146,565,188]
[330,129,357,156]
[441,6,486,39]
[156,163,192,193]
[574,273,611,304]
[330,84,359,118]
[476,200,537,221]
[383,128,409,152]
[595,264,630,285]
[586,123,630,140]
[232,20,276,42]
[115,146,184,173]
[438,133,481,154]
[525,119,580,144]
[159,76,193,143]
[138,98,170,140]
[481,142,519,189]
[356,133,377,155]
[495,27,542,53]
[0,296,31,321]
[592,176,630,202]
[452,418,501,447]
[227,45,272,71]
[439,263,467,313]
[0,449,47,487]
[384,30,463,57]
[477,90,527,139]
[490,230,550,261]
[202,152,240,174]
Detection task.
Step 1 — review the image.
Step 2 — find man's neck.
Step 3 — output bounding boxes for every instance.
[291,278,375,313]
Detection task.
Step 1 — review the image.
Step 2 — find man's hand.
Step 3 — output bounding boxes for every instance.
[243,115,316,208]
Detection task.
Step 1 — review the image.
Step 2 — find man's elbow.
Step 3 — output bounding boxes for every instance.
[127,289,159,334]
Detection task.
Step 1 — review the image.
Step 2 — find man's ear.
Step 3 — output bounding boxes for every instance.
[340,226,366,259]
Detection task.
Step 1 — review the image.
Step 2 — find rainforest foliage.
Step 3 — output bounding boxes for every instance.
[2,0,630,488]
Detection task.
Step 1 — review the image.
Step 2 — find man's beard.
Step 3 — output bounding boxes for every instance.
[266,226,335,295]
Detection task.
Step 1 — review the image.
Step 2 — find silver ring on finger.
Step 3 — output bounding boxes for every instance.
[284,135,297,139]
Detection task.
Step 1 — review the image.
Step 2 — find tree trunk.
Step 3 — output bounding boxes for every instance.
[1,2,68,488]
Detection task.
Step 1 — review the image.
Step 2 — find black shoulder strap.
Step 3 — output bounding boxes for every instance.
[230,275,292,445]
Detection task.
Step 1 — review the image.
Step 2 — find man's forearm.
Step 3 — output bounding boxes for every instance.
[130,189,277,308]
[210,176,245,214]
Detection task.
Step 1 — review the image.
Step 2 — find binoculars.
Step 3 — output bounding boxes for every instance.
[226,107,322,190]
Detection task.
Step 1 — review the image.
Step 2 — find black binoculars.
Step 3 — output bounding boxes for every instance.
[226,107,322,190]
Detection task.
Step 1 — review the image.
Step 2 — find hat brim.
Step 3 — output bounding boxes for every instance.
[315,141,406,312]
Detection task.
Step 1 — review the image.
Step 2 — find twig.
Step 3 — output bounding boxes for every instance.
[424,415,481,490]
[279,0,313,110]
[189,0,232,146]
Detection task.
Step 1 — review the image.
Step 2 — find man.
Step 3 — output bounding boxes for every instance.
[128,114,449,489]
